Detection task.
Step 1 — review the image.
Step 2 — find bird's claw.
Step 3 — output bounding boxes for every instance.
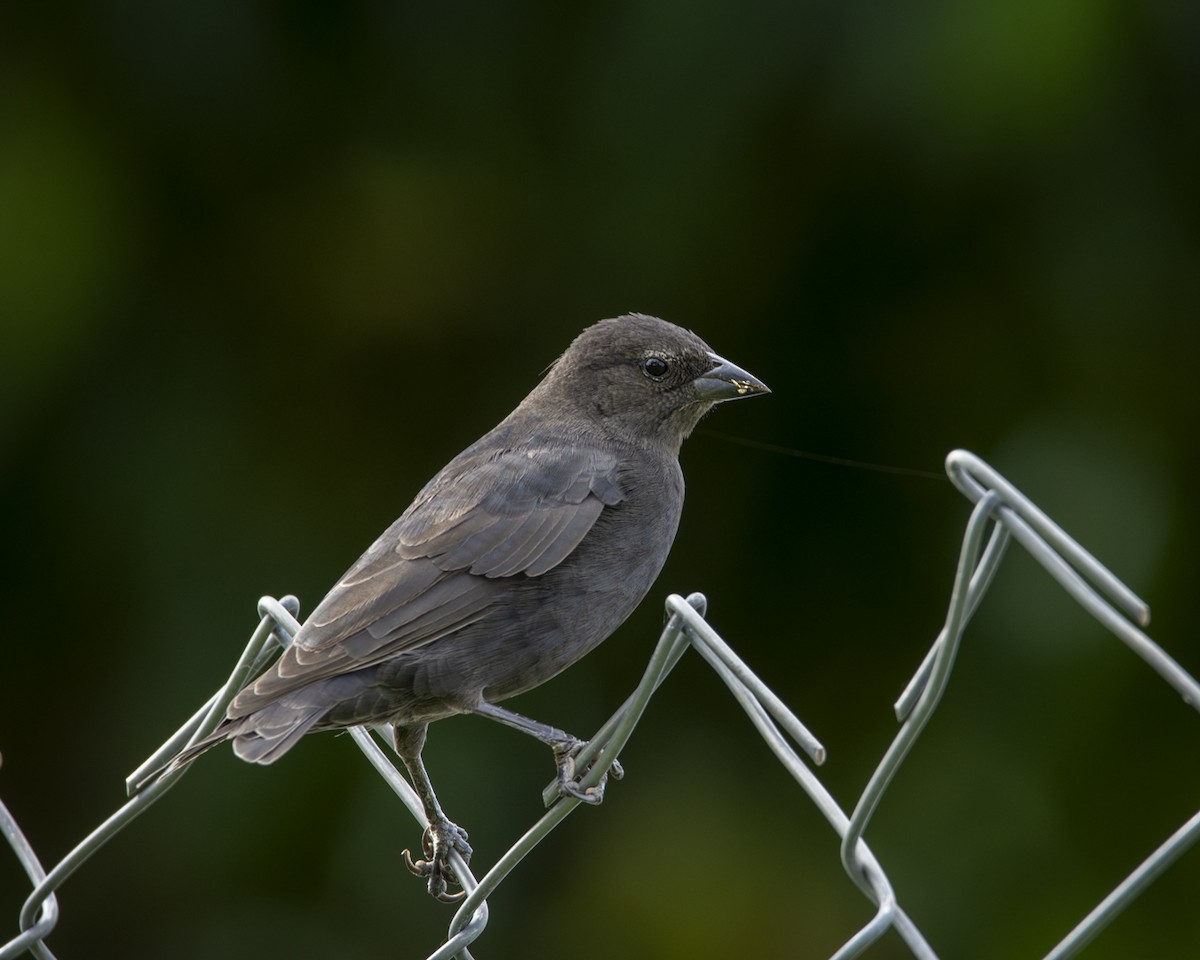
[553,740,623,804]
[403,819,472,903]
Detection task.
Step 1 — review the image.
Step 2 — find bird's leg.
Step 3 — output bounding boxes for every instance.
[470,702,623,804]
[392,725,472,903]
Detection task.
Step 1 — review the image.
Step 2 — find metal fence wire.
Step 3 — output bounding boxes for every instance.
[3,448,1199,959]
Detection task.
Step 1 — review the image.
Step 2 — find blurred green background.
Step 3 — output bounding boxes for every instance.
[2,2,1198,958]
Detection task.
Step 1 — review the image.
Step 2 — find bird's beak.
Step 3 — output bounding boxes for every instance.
[693,353,771,401]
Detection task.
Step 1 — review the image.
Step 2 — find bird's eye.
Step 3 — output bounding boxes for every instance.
[642,356,670,380]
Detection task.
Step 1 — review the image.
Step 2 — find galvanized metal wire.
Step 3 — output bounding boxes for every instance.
[2,449,1197,959]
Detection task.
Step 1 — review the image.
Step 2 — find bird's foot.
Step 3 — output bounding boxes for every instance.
[553,738,624,804]
[403,819,473,903]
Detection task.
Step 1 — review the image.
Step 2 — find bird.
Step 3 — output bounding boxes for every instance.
[159,313,768,901]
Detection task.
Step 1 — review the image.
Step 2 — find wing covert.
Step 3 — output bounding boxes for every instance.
[395,440,625,579]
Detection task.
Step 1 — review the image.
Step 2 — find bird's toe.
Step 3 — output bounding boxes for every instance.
[402,819,472,902]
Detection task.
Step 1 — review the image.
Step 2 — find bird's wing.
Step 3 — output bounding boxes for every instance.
[232,440,626,711]
[393,439,626,577]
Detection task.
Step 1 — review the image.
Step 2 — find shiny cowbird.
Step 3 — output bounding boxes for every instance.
[162,313,768,900]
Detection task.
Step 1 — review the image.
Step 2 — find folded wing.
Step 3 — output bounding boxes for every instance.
[230,439,625,715]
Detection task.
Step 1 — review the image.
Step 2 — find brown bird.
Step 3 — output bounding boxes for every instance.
[162,313,768,900]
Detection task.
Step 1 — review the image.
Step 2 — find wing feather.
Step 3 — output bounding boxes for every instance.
[524,498,607,576]
[228,436,627,714]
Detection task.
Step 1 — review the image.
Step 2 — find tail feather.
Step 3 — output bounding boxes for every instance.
[229,708,325,764]
[137,703,327,791]
[138,670,382,790]
[132,725,232,791]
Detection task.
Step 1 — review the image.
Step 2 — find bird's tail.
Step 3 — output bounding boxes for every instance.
[131,724,232,792]
[226,702,325,764]
[133,701,328,792]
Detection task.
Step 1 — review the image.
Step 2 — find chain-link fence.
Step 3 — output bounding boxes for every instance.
[3,449,1197,959]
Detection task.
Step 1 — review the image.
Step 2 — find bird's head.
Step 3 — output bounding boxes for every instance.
[534,313,769,451]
